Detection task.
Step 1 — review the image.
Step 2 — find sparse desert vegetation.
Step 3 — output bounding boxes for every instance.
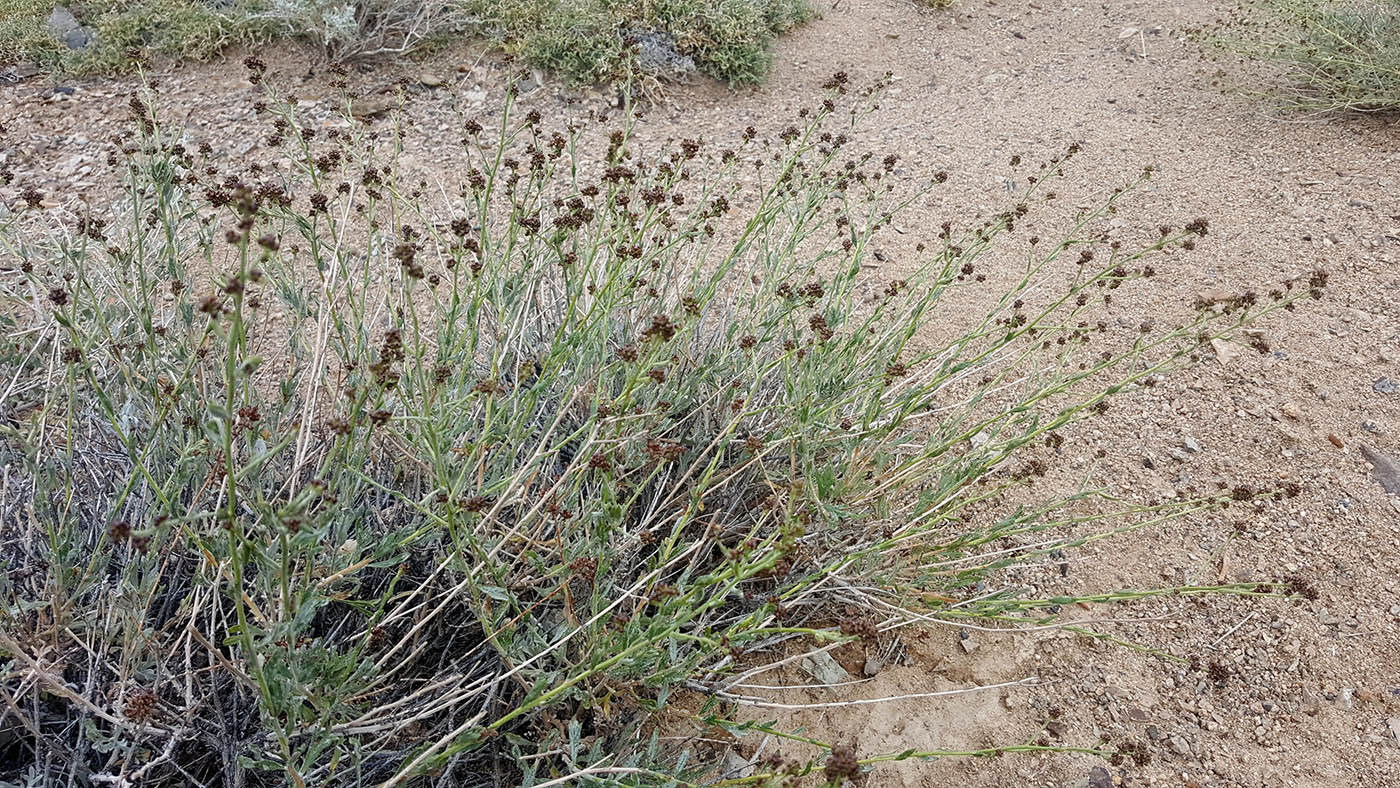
[1211,0,1400,111]
[0,0,814,83]
[1,1,1398,787]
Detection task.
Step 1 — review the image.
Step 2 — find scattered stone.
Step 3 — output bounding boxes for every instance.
[970,429,993,450]
[1194,288,1235,308]
[1146,725,1162,740]
[47,6,96,50]
[1362,420,1382,433]
[862,656,884,677]
[1210,338,1241,364]
[1182,436,1201,453]
[1168,448,1190,462]
[801,650,852,686]
[1280,401,1303,420]
[417,72,444,88]
[719,750,755,779]
[517,68,544,93]
[1142,455,1156,470]
[1375,377,1399,395]
[1359,444,1400,494]
[1087,766,1112,788]
[350,94,399,118]
[959,637,979,654]
[1168,735,1191,755]
[47,6,78,33]
[1338,687,1355,711]
[1389,717,1400,749]
[459,86,488,109]
[1125,707,1151,722]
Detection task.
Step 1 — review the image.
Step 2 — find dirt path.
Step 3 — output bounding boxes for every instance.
[3,1,1398,785]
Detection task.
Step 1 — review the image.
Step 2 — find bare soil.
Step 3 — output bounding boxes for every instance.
[3,1,1399,786]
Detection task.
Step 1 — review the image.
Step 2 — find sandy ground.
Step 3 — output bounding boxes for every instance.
[2,1,1399,786]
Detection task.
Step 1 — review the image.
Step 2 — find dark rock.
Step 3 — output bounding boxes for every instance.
[62,27,95,50]
[47,6,96,51]
[1359,444,1400,494]
[46,6,79,34]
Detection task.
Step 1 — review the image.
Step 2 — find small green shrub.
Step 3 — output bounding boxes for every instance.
[1213,0,1400,111]
[0,66,1318,785]
[0,0,464,71]
[0,0,63,67]
[0,0,271,73]
[461,0,815,85]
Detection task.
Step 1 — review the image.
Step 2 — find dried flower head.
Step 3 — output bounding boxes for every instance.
[824,742,860,782]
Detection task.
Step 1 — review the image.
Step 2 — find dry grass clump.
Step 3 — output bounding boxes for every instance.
[1208,0,1400,112]
[0,64,1321,785]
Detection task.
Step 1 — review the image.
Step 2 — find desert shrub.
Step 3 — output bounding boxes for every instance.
[0,66,1320,785]
[0,0,455,70]
[1,0,812,84]
[0,0,271,73]
[0,0,64,67]
[1213,0,1400,111]
[459,0,815,85]
[249,0,469,58]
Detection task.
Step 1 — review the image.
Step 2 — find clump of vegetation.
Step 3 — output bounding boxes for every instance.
[459,0,815,85]
[1212,0,1400,112]
[249,0,470,59]
[0,0,270,73]
[0,0,814,84]
[0,63,1320,785]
